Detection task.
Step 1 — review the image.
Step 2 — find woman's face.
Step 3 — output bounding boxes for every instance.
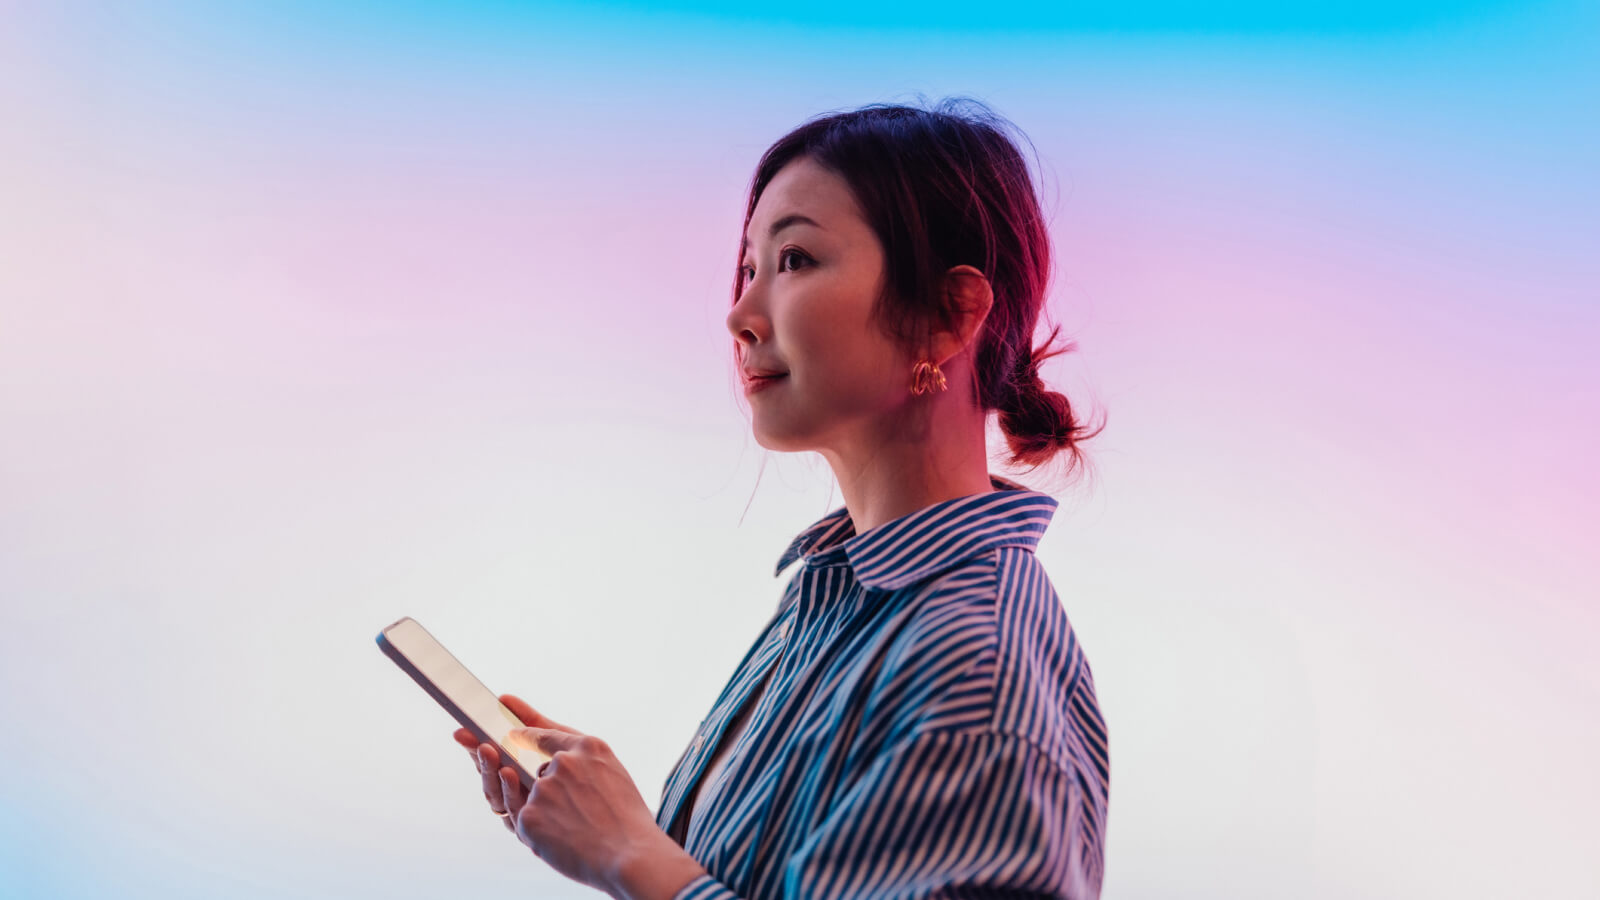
[726,156,915,454]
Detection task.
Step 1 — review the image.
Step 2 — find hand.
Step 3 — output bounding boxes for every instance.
[452,695,706,899]
[452,694,576,829]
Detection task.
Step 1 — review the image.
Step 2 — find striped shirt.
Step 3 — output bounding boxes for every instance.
[656,473,1110,899]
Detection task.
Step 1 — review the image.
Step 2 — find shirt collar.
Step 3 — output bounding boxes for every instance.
[774,474,1059,591]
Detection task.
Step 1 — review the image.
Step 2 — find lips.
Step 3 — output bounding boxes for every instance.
[742,365,788,384]
[743,372,788,392]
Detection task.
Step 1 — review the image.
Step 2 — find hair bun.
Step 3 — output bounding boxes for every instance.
[1020,361,1044,391]
[1008,355,1044,401]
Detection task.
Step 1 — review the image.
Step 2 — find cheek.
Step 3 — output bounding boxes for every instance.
[782,287,871,360]
[797,345,902,414]
[775,280,901,400]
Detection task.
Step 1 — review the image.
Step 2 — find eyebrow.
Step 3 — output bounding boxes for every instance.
[743,213,824,247]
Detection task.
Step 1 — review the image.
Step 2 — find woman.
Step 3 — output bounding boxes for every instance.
[454,97,1110,900]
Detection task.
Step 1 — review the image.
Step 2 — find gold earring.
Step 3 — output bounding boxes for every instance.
[910,360,947,396]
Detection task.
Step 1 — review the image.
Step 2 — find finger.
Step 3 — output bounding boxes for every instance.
[500,694,579,733]
[499,766,528,814]
[518,726,585,757]
[477,743,506,814]
[499,766,525,835]
[453,727,480,751]
[496,759,528,839]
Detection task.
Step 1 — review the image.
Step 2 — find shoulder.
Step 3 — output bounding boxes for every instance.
[875,547,1105,771]
[884,545,1073,677]
[986,548,1105,770]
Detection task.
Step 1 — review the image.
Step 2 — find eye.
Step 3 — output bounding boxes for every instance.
[739,248,811,285]
[779,248,811,271]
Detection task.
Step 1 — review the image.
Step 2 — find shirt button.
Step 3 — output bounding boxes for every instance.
[692,734,705,752]
[776,621,791,642]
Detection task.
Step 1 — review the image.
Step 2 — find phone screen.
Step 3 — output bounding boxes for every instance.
[377,616,549,786]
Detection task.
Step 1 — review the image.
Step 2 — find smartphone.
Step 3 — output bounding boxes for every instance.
[376,616,549,789]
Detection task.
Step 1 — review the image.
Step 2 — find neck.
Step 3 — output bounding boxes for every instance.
[821,380,994,536]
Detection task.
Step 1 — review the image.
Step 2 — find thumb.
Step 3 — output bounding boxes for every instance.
[500,693,581,734]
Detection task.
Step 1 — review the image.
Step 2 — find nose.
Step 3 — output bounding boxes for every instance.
[726,289,769,350]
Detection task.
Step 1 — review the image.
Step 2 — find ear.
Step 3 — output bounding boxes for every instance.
[929,264,994,363]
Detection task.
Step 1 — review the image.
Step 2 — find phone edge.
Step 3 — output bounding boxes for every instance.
[375,628,540,790]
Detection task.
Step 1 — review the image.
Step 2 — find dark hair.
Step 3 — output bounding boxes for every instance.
[732,96,1104,487]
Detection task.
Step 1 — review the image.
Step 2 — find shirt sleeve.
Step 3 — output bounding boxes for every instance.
[671,728,1100,900]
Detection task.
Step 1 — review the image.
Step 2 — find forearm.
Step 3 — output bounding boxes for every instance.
[610,837,712,900]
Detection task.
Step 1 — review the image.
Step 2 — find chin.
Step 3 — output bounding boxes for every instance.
[750,420,813,454]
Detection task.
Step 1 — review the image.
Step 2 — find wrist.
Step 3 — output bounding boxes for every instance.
[609,834,708,900]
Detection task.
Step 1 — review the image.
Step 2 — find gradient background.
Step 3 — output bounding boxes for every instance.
[1,2,1595,898]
